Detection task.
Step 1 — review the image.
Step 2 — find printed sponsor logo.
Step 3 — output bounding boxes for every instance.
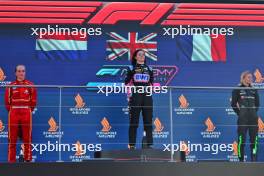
[180,141,196,162]
[0,68,6,81]
[226,98,236,116]
[69,141,91,162]
[75,93,85,108]
[122,106,130,115]
[48,117,59,132]
[153,117,169,139]
[174,94,194,115]
[96,117,117,138]
[258,117,264,138]
[253,69,264,87]
[0,119,7,138]
[201,117,221,138]
[0,119,5,132]
[43,117,64,138]
[69,93,91,115]
[254,69,264,83]
[0,67,11,85]
[232,141,238,156]
[227,141,247,162]
[89,65,178,87]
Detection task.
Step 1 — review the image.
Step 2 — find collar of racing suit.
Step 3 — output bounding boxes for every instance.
[16,79,26,84]
[240,83,252,88]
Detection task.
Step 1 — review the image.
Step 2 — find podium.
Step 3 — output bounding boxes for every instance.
[94,149,185,162]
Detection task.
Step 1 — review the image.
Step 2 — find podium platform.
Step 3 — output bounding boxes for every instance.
[94,149,185,162]
[0,161,264,176]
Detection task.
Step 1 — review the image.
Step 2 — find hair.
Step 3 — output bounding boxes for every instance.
[131,49,145,66]
[240,70,251,84]
[15,65,26,72]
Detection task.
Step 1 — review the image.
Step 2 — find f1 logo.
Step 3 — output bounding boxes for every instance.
[96,68,120,76]
[88,2,173,25]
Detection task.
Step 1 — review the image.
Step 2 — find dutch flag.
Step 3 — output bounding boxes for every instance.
[36,33,88,61]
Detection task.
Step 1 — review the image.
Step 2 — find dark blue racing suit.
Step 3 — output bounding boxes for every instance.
[125,63,154,147]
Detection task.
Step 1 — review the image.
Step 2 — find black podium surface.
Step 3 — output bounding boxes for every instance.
[0,161,264,176]
[94,149,185,162]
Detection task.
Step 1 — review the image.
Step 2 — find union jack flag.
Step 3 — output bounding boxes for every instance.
[106,32,157,61]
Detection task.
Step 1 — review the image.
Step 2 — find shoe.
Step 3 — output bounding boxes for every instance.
[128,145,136,150]
[238,157,244,162]
[144,145,153,149]
[251,155,257,162]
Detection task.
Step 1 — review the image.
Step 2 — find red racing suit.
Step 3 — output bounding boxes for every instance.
[4,79,37,162]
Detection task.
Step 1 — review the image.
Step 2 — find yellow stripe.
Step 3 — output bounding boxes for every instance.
[30,87,33,102]
[28,109,32,160]
[8,88,11,104]
[8,110,11,162]
[12,99,30,102]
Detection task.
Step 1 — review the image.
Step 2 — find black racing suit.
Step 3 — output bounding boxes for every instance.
[231,84,260,162]
[125,63,154,147]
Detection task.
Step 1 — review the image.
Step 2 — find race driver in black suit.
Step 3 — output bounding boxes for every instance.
[231,71,260,162]
[125,49,154,150]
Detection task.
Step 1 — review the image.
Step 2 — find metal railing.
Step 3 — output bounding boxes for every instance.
[0,85,263,162]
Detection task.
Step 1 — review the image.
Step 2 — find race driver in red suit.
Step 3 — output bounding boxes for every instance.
[5,65,37,163]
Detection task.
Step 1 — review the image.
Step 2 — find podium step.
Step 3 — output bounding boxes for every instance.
[93,149,185,162]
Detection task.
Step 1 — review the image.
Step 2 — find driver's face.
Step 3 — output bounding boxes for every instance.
[136,51,145,63]
[244,73,253,85]
[16,66,26,81]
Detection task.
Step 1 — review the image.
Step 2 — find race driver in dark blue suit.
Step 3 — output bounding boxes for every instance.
[125,49,154,150]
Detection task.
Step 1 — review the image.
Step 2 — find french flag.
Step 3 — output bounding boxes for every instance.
[191,34,226,62]
[176,34,226,62]
[36,33,88,61]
